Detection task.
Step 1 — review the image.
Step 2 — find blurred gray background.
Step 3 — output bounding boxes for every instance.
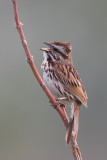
[0,0,107,160]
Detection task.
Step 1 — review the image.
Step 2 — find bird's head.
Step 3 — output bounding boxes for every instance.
[41,41,72,62]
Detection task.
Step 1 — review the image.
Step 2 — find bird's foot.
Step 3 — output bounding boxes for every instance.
[49,97,66,108]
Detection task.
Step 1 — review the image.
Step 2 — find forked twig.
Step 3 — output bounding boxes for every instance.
[12,1,82,159]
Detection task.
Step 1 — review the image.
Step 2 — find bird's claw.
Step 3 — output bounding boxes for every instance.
[49,99,66,109]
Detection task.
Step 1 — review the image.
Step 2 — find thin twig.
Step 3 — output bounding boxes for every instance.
[12,1,82,159]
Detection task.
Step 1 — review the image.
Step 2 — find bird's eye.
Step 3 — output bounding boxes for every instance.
[53,47,58,52]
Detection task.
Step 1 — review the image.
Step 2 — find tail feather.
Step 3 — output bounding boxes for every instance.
[74,104,80,139]
[65,103,80,144]
[65,117,74,144]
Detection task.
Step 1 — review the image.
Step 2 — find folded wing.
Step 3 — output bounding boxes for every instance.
[55,63,88,107]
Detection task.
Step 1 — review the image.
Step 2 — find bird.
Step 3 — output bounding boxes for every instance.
[41,41,87,144]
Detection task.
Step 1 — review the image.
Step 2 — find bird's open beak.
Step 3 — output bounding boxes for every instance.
[40,48,50,52]
[40,42,52,52]
[43,41,52,47]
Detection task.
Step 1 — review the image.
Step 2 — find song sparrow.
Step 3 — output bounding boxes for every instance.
[41,41,87,144]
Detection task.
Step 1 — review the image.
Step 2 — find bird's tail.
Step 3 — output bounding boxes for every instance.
[65,103,80,144]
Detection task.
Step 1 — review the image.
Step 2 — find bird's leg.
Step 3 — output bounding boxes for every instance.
[65,103,74,144]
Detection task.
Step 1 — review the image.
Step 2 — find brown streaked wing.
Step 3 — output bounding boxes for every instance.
[54,63,88,107]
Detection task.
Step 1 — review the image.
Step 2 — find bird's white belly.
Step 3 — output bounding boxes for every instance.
[43,72,60,98]
[41,60,74,106]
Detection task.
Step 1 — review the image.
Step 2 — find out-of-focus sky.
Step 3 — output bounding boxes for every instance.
[0,0,107,159]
